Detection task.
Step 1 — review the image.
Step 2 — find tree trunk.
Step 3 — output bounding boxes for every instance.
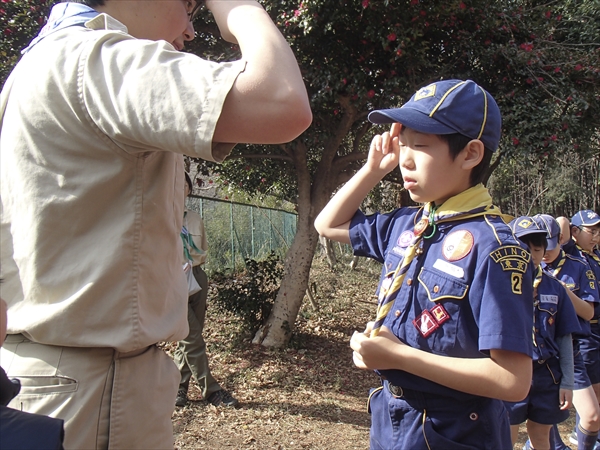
[252,218,320,346]
[320,235,337,268]
[253,103,359,347]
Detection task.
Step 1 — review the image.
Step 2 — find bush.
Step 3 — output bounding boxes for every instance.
[210,253,283,335]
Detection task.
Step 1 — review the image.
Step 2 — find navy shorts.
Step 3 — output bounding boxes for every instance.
[368,380,511,450]
[505,358,569,425]
[579,325,600,385]
[573,339,592,390]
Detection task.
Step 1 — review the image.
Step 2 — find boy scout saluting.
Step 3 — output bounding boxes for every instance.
[315,79,534,449]
[0,0,310,448]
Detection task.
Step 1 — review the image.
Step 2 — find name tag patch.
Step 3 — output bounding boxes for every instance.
[539,294,558,305]
[433,258,465,279]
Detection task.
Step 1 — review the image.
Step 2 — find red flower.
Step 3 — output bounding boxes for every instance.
[387,33,396,42]
[362,0,369,8]
[520,42,534,52]
[550,135,557,141]
[459,2,466,9]
[574,64,583,71]
[367,90,375,98]
[396,49,403,56]
[545,11,551,19]
[512,138,520,145]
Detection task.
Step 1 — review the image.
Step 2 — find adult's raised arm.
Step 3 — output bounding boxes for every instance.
[208,0,312,146]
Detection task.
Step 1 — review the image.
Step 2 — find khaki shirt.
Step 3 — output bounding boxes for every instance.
[0,14,244,352]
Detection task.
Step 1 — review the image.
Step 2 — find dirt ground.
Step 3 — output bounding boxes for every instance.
[167,256,578,449]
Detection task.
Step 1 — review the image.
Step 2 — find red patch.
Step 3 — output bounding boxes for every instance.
[413,310,439,337]
[430,304,450,325]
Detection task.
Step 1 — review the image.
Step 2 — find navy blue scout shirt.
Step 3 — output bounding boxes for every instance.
[542,249,599,336]
[562,239,600,324]
[350,207,534,401]
[534,270,581,362]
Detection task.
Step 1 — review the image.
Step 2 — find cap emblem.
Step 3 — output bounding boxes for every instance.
[518,219,533,229]
[414,84,436,101]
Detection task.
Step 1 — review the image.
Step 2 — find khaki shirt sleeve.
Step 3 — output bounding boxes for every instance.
[81,32,245,162]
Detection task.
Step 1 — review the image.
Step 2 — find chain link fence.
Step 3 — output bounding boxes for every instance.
[186,196,297,274]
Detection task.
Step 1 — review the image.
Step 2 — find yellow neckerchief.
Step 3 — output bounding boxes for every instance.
[533,265,543,289]
[370,184,506,337]
[532,265,543,348]
[577,244,600,266]
[425,183,513,225]
[550,250,567,277]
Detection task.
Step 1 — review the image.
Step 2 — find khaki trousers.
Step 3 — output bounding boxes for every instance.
[0,335,179,449]
[173,265,221,398]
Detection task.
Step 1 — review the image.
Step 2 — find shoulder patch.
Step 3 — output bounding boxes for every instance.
[489,245,531,273]
[586,270,596,281]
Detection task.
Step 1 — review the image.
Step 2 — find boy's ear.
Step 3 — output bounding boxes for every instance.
[460,139,485,170]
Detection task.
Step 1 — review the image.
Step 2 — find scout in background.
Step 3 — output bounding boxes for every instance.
[315,79,534,449]
[534,214,600,450]
[504,216,580,450]
[559,210,600,450]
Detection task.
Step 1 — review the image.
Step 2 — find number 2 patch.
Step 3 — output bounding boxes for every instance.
[511,273,523,294]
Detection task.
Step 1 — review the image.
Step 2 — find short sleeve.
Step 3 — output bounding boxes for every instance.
[349,209,411,263]
[81,33,245,161]
[473,245,534,357]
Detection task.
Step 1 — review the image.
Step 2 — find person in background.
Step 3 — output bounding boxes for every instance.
[504,217,579,450]
[0,0,310,447]
[534,214,600,450]
[0,298,65,450]
[559,210,600,450]
[175,173,238,408]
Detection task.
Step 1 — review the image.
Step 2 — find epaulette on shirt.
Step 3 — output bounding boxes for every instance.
[483,213,519,246]
[564,252,588,265]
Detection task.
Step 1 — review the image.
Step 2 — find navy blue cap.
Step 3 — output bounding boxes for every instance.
[571,210,600,228]
[510,216,548,240]
[533,214,561,251]
[368,79,502,151]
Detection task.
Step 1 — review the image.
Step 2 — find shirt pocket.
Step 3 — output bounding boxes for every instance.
[418,266,469,302]
[535,296,559,342]
[415,267,470,353]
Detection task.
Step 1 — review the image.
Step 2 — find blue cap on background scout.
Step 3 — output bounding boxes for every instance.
[368,79,502,151]
[532,214,561,251]
[510,216,548,241]
[571,210,600,228]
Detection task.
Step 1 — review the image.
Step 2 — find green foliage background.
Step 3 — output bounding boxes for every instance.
[2,0,598,215]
